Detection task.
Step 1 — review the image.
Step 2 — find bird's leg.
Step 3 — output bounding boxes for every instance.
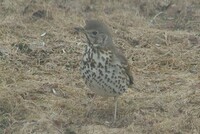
[114,96,118,122]
[85,93,95,117]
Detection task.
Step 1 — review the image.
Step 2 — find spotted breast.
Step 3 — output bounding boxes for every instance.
[80,45,130,97]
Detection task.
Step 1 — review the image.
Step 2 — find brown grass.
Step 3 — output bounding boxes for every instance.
[0,0,200,133]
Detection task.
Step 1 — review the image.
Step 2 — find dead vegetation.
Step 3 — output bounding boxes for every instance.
[0,0,200,133]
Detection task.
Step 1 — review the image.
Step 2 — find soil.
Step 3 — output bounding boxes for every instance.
[0,0,200,133]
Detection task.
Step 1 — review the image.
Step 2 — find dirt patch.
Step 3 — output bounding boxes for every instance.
[0,0,200,133]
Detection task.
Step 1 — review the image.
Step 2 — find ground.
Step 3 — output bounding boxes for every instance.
[0,0,200,134]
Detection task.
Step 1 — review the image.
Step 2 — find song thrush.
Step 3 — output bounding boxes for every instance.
[76,20,133,122]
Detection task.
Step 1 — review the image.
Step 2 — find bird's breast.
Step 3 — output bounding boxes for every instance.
[80,46,129,97]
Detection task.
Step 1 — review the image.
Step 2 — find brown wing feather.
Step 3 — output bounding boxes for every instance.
[115,50,134,86]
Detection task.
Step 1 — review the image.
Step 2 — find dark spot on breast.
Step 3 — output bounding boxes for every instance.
[99,69,103,76]
[90,59,96,68]
[83,61,89,66]
[86,75,90,80]
[118,75,122,79]
[113,89,116,93]
[98,62,103,68]
[92,72,96,77]
[118,80,120,84]
[105,74,108,79]
[91,52,93,58]
[101,56,105,61]
[105,66,110,73]
[115,79,118,83]
[105,58,109,64]
[85,70,89,74]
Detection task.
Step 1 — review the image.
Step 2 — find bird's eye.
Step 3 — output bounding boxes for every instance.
[92,31,97,35]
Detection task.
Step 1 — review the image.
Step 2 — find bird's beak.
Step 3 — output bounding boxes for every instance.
[74,27,86,34]
[74,26,92,46]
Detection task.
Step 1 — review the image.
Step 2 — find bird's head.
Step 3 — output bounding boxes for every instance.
[75,20,113,47]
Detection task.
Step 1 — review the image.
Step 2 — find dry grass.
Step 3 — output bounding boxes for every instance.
[0,0,200,133]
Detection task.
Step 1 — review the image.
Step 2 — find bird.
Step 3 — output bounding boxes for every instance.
[75,20,133,122]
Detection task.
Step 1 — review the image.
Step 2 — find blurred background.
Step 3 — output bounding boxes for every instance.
[0,0,200,133]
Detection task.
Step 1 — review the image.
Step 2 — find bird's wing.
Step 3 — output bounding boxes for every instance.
[97,46,134,86]
[114,50,134,86]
